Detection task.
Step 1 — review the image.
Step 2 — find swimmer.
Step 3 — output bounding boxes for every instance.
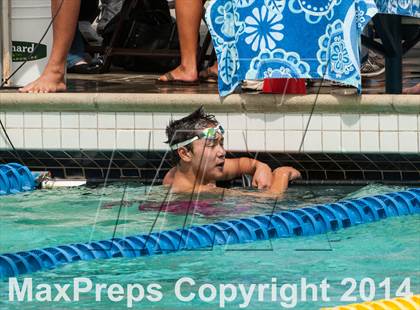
[163,107,301,196]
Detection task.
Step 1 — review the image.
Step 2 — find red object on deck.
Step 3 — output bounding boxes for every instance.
[262,78,306,94]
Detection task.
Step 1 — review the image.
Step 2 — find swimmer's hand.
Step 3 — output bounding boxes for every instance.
[252,163,273,189]
[268,167,301,195]
[274,166,301,181]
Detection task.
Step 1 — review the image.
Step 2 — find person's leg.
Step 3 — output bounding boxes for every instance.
[403,82,420,94]
[360,23,385,78]
[19,0,81,93]
[158,0,202,82]
[67,28,87,68]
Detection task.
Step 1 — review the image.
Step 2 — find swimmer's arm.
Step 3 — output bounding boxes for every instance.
[220,158,272,186]
[222,166,301,198]
[163,158,265,185]
[163,158,272,187]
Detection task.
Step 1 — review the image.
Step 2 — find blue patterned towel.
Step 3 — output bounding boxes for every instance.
[205,0,419,96]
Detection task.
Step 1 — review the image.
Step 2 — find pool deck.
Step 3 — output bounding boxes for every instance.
[0,42,419,113]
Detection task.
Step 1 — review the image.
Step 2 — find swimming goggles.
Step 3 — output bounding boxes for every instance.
[170,124,225,150]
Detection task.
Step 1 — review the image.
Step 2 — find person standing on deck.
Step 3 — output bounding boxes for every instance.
[157,0,219,84]
[19,0,81,93]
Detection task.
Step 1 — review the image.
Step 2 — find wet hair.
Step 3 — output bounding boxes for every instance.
[165,106,218,164]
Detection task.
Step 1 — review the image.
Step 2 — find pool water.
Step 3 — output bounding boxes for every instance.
[0,184,418,309]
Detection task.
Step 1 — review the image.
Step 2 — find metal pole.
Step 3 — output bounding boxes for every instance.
[373,14,403,94]
[1,0,12,86]
[384,15,402,94]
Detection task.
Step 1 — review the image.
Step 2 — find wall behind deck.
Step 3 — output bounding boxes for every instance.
[0,112,419,153]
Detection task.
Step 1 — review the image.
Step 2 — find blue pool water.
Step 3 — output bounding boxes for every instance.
[0,184,418,309]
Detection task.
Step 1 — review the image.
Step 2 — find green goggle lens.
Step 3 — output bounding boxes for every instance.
[199,125,225,140]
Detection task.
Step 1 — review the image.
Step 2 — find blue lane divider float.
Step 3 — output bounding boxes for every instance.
[0,163,36,195]
[0,189,419,279]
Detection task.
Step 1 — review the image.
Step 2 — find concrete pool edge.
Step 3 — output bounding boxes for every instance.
[1,93,420,113]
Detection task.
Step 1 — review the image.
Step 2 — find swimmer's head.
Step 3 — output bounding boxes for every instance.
[165,107,226,179]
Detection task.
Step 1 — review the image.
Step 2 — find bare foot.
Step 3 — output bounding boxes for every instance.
[403,83,420,94]
[158,65,198,82]
[19,69,66,93]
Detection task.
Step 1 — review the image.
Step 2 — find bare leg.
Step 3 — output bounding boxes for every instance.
[19,0,81,93]
[158,0,202,82]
